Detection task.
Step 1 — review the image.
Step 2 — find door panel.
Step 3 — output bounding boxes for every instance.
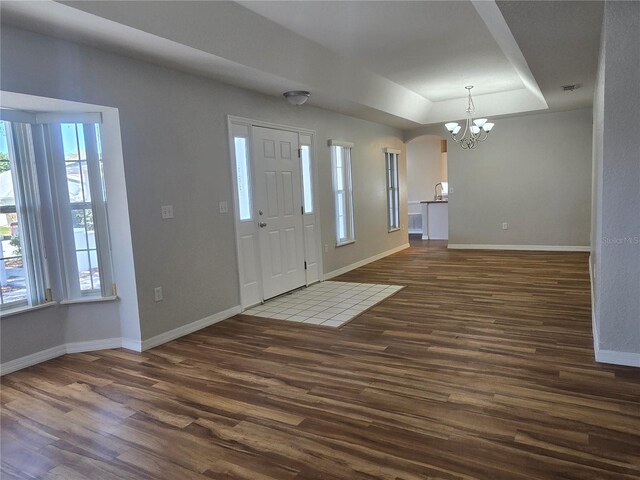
[253,126,305,299]
[239,235,258,284]
[282,172,294,215]
[265,172,278,216]
[268,231,282,275]
[285,227,297,271]
[263,139,276,158]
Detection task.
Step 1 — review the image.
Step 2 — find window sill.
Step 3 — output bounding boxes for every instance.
[388,228,400,233]
[336,240,355,248]
[59,295,118,305]
[1,301,57,318]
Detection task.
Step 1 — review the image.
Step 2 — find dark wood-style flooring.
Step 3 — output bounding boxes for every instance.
[2,240,639,479]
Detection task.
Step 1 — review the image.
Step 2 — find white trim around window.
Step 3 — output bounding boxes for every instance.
[330,141,355,245]
[0,121,49,310]
[328,139,355,148]
[0,111,115,314]
[384,148,400,232]
[45,122,114,300]
[1,90,141,345]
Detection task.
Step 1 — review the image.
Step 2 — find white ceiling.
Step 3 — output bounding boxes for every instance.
[0,1,602,131]
[238,1,524,102]
[497,1,603,112]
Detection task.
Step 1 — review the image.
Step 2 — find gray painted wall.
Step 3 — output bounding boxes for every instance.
[1,307,65,362]
[0,24,405,360]
[592,1,640,356]
[447,108,593,247]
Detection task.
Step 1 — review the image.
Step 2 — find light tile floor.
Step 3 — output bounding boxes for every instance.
[242,281,404,327]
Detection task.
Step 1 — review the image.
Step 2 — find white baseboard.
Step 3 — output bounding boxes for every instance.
[140,305,242,351]
[65,337,122,354]
[1,337,122,375]
[1,306,241,375]
[323,243,410,280]
[595,349,640,367]
[448,244,591,252]
[589,255,600,360]
[408,229,422,235]
[0,345,66,376]
[121,337,142,352]
[589,256,640,368]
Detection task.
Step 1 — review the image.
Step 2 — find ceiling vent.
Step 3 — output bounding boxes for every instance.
[561,84,580,92]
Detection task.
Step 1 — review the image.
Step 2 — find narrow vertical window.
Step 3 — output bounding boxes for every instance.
[61,123,100,292]
[385,150,400,231]
[0,122,27,307]
[300,145,313,213]
[330,142,354,245]
[0,120,47,309]
[234,137,251,221]
[48,122,113,299]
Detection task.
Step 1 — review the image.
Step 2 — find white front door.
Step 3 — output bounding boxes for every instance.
[252,126,305,300]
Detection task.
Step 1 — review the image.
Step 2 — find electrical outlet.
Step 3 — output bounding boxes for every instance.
[154,286,163,302]
[502,222,508,230]
[161,205,174,219]
[219,201,228,213]
[449,187,454,194]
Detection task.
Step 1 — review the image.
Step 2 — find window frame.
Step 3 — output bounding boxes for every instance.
[45,122,114,300]
[300,144,314,214]
[0,122,40,312]
[0,110,116,315]
[0,121,28,310]
[385,148,401,232]
[233,135,253,222]
[0,120,49,311]
[329,141,355,246]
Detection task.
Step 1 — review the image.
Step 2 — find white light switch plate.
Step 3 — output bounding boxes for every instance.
[154,286,163,302]
[161,205,174,219]
[219,201,228,213]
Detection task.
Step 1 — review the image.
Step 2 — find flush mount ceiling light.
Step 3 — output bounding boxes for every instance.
[283,90,311,106]
[444,86,495,150]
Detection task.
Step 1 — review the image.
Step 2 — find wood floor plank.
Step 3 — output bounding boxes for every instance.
[1,239,639,479]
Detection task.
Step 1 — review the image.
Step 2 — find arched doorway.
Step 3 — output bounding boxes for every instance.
[406,134,448,241]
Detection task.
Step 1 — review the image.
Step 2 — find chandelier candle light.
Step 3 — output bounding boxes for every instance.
[444,86,495,149]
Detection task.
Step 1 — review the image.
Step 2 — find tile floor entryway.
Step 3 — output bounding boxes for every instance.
[242,281,404,327]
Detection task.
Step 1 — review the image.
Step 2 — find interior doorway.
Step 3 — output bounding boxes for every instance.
[406,134,449,241]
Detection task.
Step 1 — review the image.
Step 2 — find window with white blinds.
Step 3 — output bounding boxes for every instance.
[0,112,114,312]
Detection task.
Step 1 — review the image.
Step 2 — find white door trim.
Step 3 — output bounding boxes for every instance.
[226,115,322,310]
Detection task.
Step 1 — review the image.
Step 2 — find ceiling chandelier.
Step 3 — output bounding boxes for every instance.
[444,86,495,149]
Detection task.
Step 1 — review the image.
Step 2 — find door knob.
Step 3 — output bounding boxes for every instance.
[259,222,268,228]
